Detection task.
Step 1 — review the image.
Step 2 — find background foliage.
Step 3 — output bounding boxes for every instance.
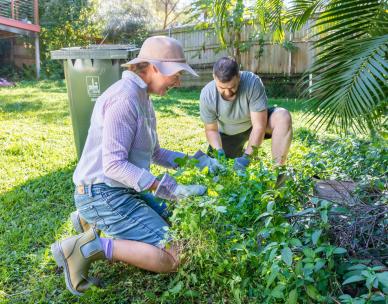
[38,0,103,79]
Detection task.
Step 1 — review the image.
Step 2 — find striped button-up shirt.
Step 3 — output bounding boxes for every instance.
[73,71,185,192]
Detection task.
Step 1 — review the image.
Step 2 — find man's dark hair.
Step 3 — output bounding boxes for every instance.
[213,57,239,82]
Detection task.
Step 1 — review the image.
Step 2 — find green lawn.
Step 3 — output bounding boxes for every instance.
[0,81,386,303]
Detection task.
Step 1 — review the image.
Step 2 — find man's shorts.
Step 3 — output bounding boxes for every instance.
[207,106,276,158]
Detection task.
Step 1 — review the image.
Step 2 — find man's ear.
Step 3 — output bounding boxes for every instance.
[212,73,216,80]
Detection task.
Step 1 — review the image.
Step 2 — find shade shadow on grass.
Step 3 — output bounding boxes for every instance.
[35,110,70,124]
[0,166,75,302]
[0,102,70,124]
[13,80,67,94]
[0,101,43,113]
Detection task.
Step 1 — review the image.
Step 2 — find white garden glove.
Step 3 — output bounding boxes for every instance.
[154,173,207,201]
[192,150,225,174]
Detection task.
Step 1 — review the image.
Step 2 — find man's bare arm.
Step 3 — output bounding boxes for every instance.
[204,122,222,150]
[245,111,268,155]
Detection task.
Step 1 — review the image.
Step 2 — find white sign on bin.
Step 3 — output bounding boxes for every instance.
[86,76,101,103]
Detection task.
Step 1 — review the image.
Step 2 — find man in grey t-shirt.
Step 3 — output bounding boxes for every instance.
[200,57,292,175]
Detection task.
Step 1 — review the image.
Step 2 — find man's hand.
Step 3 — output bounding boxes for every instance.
[192,150,225,174]
[216,148,226,159]
[233,153,250,171]
[154,173,207,201]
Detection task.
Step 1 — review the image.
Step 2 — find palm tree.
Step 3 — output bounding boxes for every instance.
[202,0,388,134]
[288,0,387,135]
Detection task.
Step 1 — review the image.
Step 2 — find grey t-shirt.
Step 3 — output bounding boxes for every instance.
[200,71,268,135]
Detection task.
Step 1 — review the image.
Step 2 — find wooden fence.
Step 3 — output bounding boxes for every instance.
[152,23,315,88]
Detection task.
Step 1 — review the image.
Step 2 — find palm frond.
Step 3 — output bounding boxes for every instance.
[287,0,328,32]
[213,0,229,46]
[303,34,388,133]
[291,0,388,134]
[254,0,286,41]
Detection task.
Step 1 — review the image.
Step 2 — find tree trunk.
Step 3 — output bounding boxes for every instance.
[234,31,242,67]
[163,1,168,30]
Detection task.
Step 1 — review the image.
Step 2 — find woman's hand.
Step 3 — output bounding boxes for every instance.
[154,174,207,201]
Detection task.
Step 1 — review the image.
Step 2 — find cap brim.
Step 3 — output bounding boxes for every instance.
[121,57,145,67]
[121,58,198,77]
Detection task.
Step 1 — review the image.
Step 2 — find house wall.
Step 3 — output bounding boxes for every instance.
[0,36,35,72]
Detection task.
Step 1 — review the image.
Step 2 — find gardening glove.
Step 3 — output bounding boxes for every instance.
[233,153,250,172]
[216,148,226,159]
[154,173,207,201]
[192,150,225,174]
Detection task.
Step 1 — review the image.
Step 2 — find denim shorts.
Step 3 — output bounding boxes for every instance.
[74,183,171,248]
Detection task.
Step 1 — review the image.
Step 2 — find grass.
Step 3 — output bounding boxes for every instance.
[0,80,356,303]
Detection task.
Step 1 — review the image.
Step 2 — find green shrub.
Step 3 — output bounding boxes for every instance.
[157,136,388,303]
[263,76,302,98]
[0,64,37,81]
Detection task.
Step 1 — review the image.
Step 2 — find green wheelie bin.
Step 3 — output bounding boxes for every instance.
[51,45,139,158]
